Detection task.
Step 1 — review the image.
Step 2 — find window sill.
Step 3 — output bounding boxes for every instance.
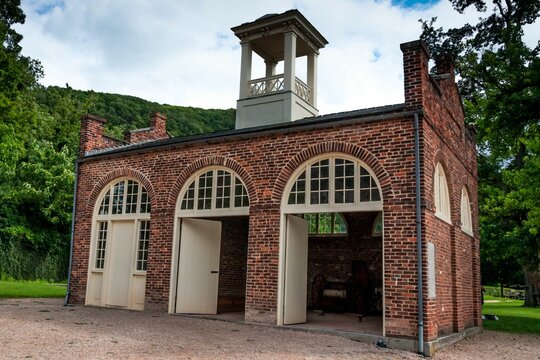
[434,212,452,225]
[461,227,474,237]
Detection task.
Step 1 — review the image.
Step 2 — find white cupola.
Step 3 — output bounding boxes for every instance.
[231,10,328,129]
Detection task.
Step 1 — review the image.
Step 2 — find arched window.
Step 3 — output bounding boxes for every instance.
[460,187,473,236]
[303,213,347,235]
[372,212,383,237]
[285,155,382,213]
[94,178,151,271]
[177,167,249,216]
[434,162,451,223]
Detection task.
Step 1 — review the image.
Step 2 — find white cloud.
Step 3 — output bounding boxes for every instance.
[15,0,540,115]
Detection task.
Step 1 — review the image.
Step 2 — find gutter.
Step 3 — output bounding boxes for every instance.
[414,112,424,354]
[64,160,78,306]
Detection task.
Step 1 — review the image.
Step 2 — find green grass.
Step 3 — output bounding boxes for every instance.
[0,279,66,299]
[482,295,540,334]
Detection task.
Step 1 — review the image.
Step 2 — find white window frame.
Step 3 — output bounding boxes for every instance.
[302,212,348,236]
[176,167,250,217]
[283,154,383,214]
[460,187,473,236]
[91,177,151,274]
[433,162,451,224]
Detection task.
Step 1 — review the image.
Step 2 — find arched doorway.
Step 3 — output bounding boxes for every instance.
[278,154,384,335]
[169,167,250,317]
[86,178,151,310]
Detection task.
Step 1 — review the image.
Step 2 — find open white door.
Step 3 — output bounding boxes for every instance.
[105,220,135,307]
[283,215,308,325]
[176,218,222,314]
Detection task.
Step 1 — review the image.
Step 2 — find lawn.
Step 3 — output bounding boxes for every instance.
[0,279,66,299]
[483,295,540,334]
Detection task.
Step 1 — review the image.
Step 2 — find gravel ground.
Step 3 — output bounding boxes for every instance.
[0,298,538,359]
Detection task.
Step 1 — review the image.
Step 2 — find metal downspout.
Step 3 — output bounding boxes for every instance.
[64,161,78,306]
[414,112,424,354]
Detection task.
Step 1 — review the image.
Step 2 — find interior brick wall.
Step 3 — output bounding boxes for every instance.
[217,216,248,301]
[306,212,383,309]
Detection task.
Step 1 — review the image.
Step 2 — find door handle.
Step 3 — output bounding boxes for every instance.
[210,271,219,274]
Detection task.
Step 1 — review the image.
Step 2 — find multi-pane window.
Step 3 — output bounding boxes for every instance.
[181,182,195,210]
[360,167,380,202]
[98,190,110,215]
[95,222,108,269]
[111,181,125,214]
[126,180,139,214]
[334,158,355,204]
[302,213,347,235]
[310,159,330,205]
[288,172,306,205]
[216,170,232,208]
[137,220,150,271]
[179,168,249,213]
[287,156,382,209]
[434,163,451,223]
[140,187,150,213]
[98,179,151,216]
[234,177,249,207]
[460,188,473,235]
[197,171,213,210]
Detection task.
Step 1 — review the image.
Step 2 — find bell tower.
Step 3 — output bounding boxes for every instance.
[231,10,328,129]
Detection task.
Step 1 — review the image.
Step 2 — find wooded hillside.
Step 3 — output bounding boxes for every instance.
[34,86,236,139]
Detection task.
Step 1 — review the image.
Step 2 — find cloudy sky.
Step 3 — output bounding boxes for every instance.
[16,0,540,115]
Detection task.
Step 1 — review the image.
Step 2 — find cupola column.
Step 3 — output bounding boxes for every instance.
[283,31,297,92]
[265,59,277,77]
[307,51,318,107]
[239,42,253,98]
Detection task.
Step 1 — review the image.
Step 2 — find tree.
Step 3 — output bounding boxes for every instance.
[421,0,540,306]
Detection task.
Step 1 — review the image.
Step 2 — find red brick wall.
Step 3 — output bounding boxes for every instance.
[70,40,480,342]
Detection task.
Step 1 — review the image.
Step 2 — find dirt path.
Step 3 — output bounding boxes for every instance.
[0,298,538,359]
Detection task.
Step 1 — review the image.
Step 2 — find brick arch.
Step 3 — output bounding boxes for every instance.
[167,156,257,209]
[272,141,394,203]
[85,168,155,215]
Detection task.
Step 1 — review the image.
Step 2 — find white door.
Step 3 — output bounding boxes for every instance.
[176,218,222,314]
[105,220,135,307]
[283,215,308,325]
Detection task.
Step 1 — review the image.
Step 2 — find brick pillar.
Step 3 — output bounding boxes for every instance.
[244,205,280,325]
[150,112,168,138]
[400,40,431,110]
[79,114,107,157]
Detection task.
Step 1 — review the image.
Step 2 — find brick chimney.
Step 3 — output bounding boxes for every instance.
[79,114,107,157]
[123,112,171,145]
[400,40,431,110]
[150,112,168,137]
[434,53,455,82]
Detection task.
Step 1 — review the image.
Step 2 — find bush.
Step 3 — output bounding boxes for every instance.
[0,241,67,282]
[483,285,525,300]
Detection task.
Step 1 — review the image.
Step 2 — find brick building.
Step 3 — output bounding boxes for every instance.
[67,10,481,355]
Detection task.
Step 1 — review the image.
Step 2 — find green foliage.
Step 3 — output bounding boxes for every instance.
[0,1,234,283]
[482,297,540,333]
[0,279,66,298]
[421,0,540,306]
